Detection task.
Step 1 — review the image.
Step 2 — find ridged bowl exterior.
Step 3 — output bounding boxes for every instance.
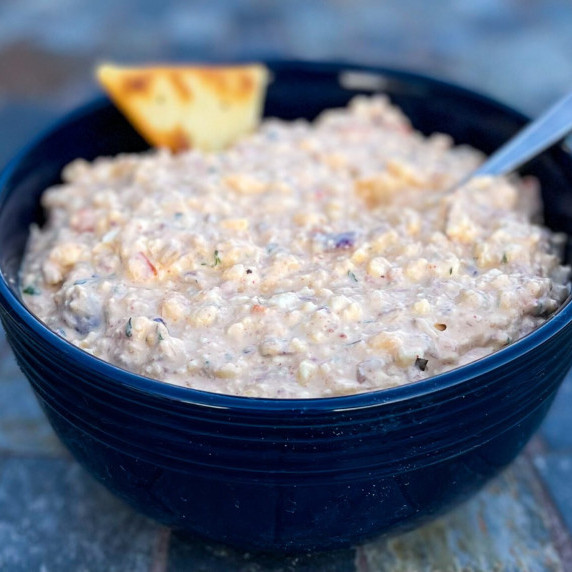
[1,61,572,552]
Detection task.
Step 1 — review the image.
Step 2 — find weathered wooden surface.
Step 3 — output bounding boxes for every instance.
[1,1,572,569]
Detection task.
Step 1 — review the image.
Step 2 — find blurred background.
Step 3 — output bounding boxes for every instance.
[1,1,572,570]
[1,0,572,166]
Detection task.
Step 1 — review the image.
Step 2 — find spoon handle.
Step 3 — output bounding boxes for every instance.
[471,91,572,178]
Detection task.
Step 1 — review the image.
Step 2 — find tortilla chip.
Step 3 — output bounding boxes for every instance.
[96,63,269,152]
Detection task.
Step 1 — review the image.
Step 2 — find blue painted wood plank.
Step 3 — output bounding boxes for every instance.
[355,455,564,572]
[0,328,65,456]
[0,457,161,572]
[534,453,572,536]
[0,103,57,170]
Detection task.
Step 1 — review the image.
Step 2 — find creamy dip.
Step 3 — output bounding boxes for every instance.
[20,96,570,398]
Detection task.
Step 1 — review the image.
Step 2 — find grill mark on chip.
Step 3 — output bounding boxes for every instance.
[169,72,193,102]
[164,127,192,152]
[123,74,152,93]
[195,69,256,102]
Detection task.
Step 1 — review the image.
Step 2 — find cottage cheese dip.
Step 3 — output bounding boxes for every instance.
[20,96,570,398]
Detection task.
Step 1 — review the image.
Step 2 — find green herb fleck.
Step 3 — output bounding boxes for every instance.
[415,357,428,371]
[348,270,358,282]
[22,285,40,295]
[157,330,164,342]
[449,267,453,275]
[213,249,222,266]
[505,336,512,346]
[501,253,508,264]
[125,317,133,338]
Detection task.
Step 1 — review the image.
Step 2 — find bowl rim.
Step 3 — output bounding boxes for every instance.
[1,59,572,413]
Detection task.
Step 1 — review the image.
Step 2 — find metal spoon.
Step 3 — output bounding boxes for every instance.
[451,91,572,191]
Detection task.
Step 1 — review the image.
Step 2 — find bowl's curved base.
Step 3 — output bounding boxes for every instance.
[36,394,553,553]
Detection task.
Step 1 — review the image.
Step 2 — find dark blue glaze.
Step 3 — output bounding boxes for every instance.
[1,61,572,553]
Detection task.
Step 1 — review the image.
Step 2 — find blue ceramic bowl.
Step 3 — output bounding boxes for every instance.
[1,61,572,553]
